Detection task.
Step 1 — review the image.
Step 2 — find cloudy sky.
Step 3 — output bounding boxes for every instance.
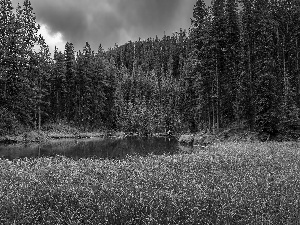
[12,0,211,54]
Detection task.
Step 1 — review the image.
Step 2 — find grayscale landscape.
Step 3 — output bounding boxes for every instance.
[1,0,300,224]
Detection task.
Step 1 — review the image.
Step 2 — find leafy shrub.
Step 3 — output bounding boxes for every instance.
[0,107,22,135]
[42,121,79,134]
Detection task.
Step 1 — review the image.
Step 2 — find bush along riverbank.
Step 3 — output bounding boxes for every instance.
[0,130,171,144]
[0,122,178,144]
[0,130,106,144]
[0,123,112,144]
[178,124,300,147]
[2,120,300,146]
[0,142,300,224]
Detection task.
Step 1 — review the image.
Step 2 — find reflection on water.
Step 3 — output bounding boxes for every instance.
[0,136,187,160]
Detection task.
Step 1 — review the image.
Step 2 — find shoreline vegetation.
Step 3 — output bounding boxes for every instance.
[0,123,104,144]
[1,122,300,145]
[1,142,300,224]
[0,122,178,145]
[2,121,300,145]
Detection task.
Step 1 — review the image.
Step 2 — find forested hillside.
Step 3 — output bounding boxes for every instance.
[1,0,300,137]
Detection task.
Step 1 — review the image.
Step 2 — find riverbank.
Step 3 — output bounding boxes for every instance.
[0,124,176,145]
[2,121,300,145]
[178,129,260,147]
[178,126,300,146]
[0,130,108,144]
[0,141,299,224]
[0,130,173,144]
[0,122,126,144]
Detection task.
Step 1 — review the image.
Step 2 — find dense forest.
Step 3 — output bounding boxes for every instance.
[1,0,300,137]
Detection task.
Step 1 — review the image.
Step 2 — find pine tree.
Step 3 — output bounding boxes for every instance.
[271,0,299,122]
[64,42,76,122]
[251,0,281,135]
[74,42,93,128]
[182,0,209,132]
[102,56,118,129]
[51,47,66,121]
[224,0,240,125]
[211,0,226,132]
[29,35,51,130]
[240,0,256,130]
[0,0,15,108]
[190,0,213,131]
[0,0,41,128]
[89,44,106,127]
[0,0,19,133]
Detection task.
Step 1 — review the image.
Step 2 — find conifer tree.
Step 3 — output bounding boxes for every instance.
[211,0,226,132]
[224,0,240,125]
[239,0,255,129]
[0,0,15,109]
[89,44,106,127]
[64,42,76,122]
[189,0,211,131]
[0,0,41,128]
[30,35,51,130]
[52,47,66,121]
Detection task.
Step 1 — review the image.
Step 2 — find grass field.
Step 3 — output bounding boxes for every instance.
[0,141,299,224]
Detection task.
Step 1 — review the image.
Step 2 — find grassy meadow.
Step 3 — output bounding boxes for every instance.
[0,141,300,224]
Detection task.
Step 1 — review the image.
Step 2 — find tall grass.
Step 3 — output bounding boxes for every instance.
[0,142,299,224]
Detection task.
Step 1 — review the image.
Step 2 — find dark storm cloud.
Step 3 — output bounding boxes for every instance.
[116,0,181,31]
[12,0,200,51]
[36,4,88,41]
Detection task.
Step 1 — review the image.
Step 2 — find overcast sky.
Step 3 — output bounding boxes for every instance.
[12,0,211,54]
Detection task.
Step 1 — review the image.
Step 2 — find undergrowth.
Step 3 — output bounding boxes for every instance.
[0,142,299,224]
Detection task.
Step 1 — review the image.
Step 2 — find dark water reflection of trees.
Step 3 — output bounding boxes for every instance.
[0,137,185,160]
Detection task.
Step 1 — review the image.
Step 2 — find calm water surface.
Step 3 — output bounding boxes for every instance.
[0,137,191,160]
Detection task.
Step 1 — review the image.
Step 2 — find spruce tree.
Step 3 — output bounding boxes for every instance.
[1,0,41,128]
[224,0,240,125]
[64,42,76,122]
[52,47,66,122]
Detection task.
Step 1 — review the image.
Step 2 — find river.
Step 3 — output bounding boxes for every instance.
[0,136,193,160]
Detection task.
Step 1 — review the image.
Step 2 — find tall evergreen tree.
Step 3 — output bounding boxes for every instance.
[211,0,226,132]
[30,35,51,130]
[183,0,209,132]
[0,0,15,109]
[1,0,41,127]
[224,0,240,125]
[51,47,66,121]
[239,0,256,129]
[64,42,76,122]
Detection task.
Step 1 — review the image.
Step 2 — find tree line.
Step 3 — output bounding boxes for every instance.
[1,0,300,137]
